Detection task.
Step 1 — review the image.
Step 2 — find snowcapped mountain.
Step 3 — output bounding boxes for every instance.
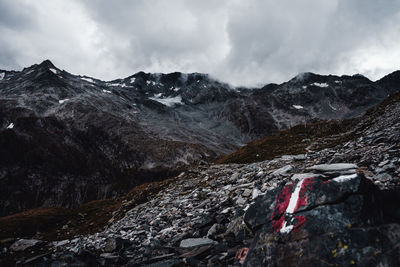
[0,60,399,216]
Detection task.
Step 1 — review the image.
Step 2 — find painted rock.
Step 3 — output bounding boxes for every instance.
[243,174,400,266]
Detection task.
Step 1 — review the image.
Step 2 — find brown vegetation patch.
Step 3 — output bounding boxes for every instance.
[0,177,177,241]
[216,119,357,164]
[0,207,72,240]
[0,199,121,241]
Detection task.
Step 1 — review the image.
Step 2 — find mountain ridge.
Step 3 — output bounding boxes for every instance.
[1,60,400,217]
[2,59,397,88]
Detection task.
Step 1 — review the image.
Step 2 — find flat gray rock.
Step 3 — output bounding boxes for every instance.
[271,165,293,175]
[291,173,321,181]
[308,163,357,172]
[179,238,216,248]
[242,188,252,197]
[10,239,42,252]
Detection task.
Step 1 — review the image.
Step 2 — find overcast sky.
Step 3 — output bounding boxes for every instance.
[1,0,400,86]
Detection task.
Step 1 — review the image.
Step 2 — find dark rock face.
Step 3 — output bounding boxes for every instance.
[377,70,400,93]
[1,60,400,217]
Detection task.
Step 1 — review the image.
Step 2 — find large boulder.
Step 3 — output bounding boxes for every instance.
[242,173,400,266]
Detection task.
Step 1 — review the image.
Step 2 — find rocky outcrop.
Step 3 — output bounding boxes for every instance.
[244,172,400,266]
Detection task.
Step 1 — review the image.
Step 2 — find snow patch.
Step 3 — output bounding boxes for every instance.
[130,77,136,83]
[311,82,329,88]
[59,99,69,104]
[103,89,112,94]
[293,105,303,110]
[81,77,94,83]
[332,173,358,183]
[0,72,4,80]
[49,68,58,74]
[142,161,157,169]
[146,80,156,86]
[108,83,127,87]
[149,95,183,107]
[154,93,162,97]
[25,70,34,75]
[6,123,14,129]
[328,102,338,111]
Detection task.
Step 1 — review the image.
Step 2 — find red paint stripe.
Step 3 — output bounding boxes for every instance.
[271,184,294,232]
[236,247,249,264]
[275,184,294,216]
[272,216,286,232]
[271,177,316,233]
[271,183,294,232]
[293,215,307,233]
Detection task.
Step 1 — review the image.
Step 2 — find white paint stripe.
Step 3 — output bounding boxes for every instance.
[280,222,294,234]
[286,179,305,214]
[279,179,305,234]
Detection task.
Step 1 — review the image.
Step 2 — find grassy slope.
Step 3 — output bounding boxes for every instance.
[216,119,357,164]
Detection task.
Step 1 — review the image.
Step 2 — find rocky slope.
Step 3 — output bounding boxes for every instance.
[1,60,399,217]
[0,77,399,266]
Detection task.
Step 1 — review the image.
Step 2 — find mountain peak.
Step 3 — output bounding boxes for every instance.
[38,59,56,69]
[288,72,320,84]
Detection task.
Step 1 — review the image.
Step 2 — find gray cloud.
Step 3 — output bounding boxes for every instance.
[0,1,36,30]
[220,0,400,85]
[0,0,400,86]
